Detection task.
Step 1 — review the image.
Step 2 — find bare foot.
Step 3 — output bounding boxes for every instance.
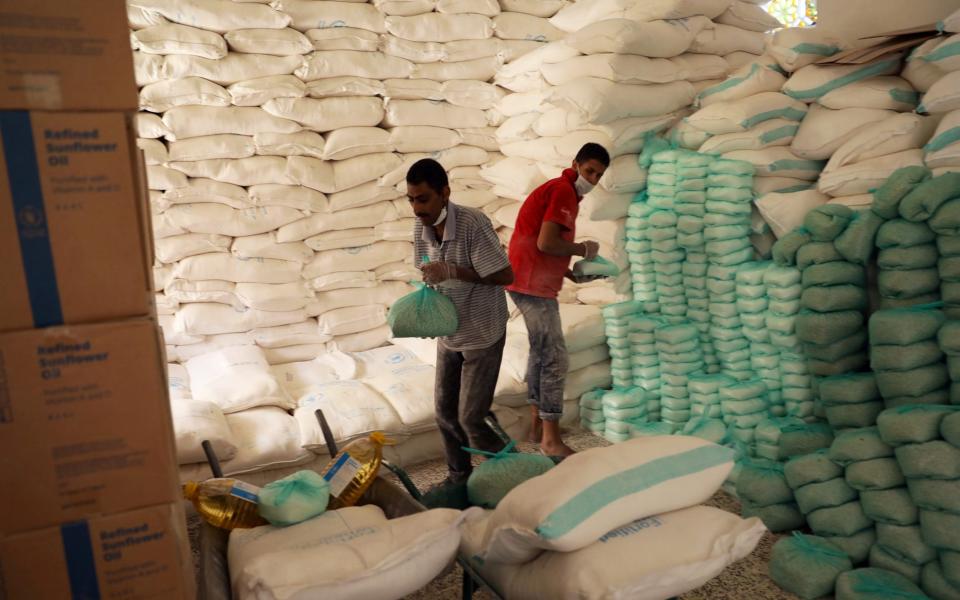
[528,421,543,443]
[540,441,576,457]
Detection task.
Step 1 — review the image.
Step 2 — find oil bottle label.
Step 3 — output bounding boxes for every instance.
[324,452,362,497]
[229,481,260,503]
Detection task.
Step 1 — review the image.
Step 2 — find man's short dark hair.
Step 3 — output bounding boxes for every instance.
[575,143,611,167]
[406,158,448,193]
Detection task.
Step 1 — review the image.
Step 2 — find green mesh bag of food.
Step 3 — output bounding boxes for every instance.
[795,477,859,515]
[805,204,855,242]
[929,198,960,236]
[920,509,960,552]
[780,422,835,458]
[877,219,937,250]
[741,500,805,533]
[836,567,928,600]
[801,285,868,312]
[871,341,943,371]
[877,405,960,446]
[895,441,960,479]
[907,478,960,514]
[797,310,864,345]
[773,229,813,266]
[835,210,885,265]
[940,321,960,354]
[869,544,922,584]
[938,551,960,588]
[940,235,960,256]
[821,373,879,405]
[941,256,960,281]
[571,256,620,279]
[258,470,331,527]
[769,533,854,599]
[808,501,874,537]
[825,529,877,566]
[860,488,919,526]
[872,165,932,219]
[805,330,868,362]
[878,245,940,271]
[786,449,844,489]
[465,442,555,509]
[920,561,960,600]
[899,172,960,222]
[942,411,960,446]
[829,427,893,466]
[877,268,941,299]
[803,261,867,287]
[736,458,795,506]
[797,242,845,271]
[809,353,869,377]
[870,304,946,345]
[846,458,905,491]
[388,281,459,338]
[876,523,938,567]
[875,364,950,400]
[826,401,885,430]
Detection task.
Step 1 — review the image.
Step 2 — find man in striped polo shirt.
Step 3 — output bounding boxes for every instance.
[407,158,515,485]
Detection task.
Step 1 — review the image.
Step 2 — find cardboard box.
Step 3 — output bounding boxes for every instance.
[0,319,180,535]
[0,0,137,110]
[0,502,194,599]
[0,110,155,332]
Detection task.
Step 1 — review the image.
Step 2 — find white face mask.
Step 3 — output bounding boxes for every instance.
[574,174,595,197]
[432,205,448,226]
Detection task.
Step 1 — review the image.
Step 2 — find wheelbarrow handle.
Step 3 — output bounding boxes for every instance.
[202,439,224,478]
[314,409,339,456]
[380,459,423,501]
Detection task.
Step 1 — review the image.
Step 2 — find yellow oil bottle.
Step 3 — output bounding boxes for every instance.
[183,478,268,530]
[321,432,391,509]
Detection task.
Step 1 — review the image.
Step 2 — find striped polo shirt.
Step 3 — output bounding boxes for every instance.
[414,202,510,351]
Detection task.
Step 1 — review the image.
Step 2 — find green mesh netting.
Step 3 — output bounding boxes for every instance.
[795,477,858,515]
[465,442,555,509]
[845,458,905,491]
[258,470,330,527]
[860,487,919,527]
[805,204,855,242]
[808,501,874,537]
[872,166,932,220]
[835,567,928,600]
[388,281,459,338]
[829,427,893,465]
[769,533,853,599]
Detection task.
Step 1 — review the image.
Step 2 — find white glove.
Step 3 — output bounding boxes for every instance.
[421,261,458,285]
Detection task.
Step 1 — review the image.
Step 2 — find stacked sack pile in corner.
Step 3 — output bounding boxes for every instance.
[130,0,570,479]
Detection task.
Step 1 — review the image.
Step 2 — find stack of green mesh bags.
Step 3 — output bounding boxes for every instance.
[601,387,647,444]
[655,323,704,432]
[626,200,658,311]
[631,315,665,420]
[944,321,960,405]
[579,389,605,434]
[765,265,815,420]
[737,261,785,416]
[602,300,644,390]
[876,404,960,591]
[676,152,715,364]
[939,222,960,320]
[738,457,804,533]
[646,149,680,212]
[705,159,756,379]
[719,379,770,449]
[870,305,951,408]
[688,373,733,420]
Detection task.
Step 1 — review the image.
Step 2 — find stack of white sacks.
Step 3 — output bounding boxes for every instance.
[132,0,581,478]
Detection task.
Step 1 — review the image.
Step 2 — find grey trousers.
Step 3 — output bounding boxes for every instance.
[435,335,507,479]
[509,291,569,421]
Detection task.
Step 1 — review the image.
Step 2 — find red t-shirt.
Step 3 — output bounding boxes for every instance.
[507,168,580,299]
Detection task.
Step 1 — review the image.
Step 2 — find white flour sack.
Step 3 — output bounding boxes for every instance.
[304,241,412,279]
[755,189,829,239]
[166,134,256,162]
[234,282,315,311]
[287,154,402,194]
[386,14,494,42]
[162,203,306,237]
[322,128,393,161]
[767,27,844,72]
[132,23,227,59]
[228,75,307,107]
[542,54,726,87]
[363,363,437,433]
[415,57,501,83]
[228,506,466,600]
[221,406,311,475]
[162,106,300,139]
[723,147,824,180]
[317,304,388,336]
[274,0,387,33]
[248,184,328,212]
[155,232,232,264]
[699,119,798,155]
[174,253,303,283]
[919,70,960,115]
[549,0,732,33]
[171,400,238,465]
[499,0,565,17]
[461,506,765,600]
[185,345,290,413]
[164,54,301,85]
[169,156,292,186]
[263,97,385,132]
[139,77,231,112]
[253,132,326,159]
[825,113,939,172]
[818,149,925,197]
[175,304,308,336]
[925,109,960,169]
[818,76,920,112]
[223,28,313,56]
[128,0,291,33]
[782,56,903,102]
[306,29,380,53]
[276,202,398,242]
[384,100,489,129]
[790,106,895,161]
[600,154,647,193]
[715,0,781,32]
[687,92,808,135]
[478,436,735,563]
[564,16,711,58]
[548,79,695,124]
[493,13,563,42]
[688,24,765,56]
[232,232,314,263]
[296,51,414,80]
[329,324,392,352]
[697,61,788,108]
[147,165,187,190]
[293,380,402,449]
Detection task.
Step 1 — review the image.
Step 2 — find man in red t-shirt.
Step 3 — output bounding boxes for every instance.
[507,143,610,457]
